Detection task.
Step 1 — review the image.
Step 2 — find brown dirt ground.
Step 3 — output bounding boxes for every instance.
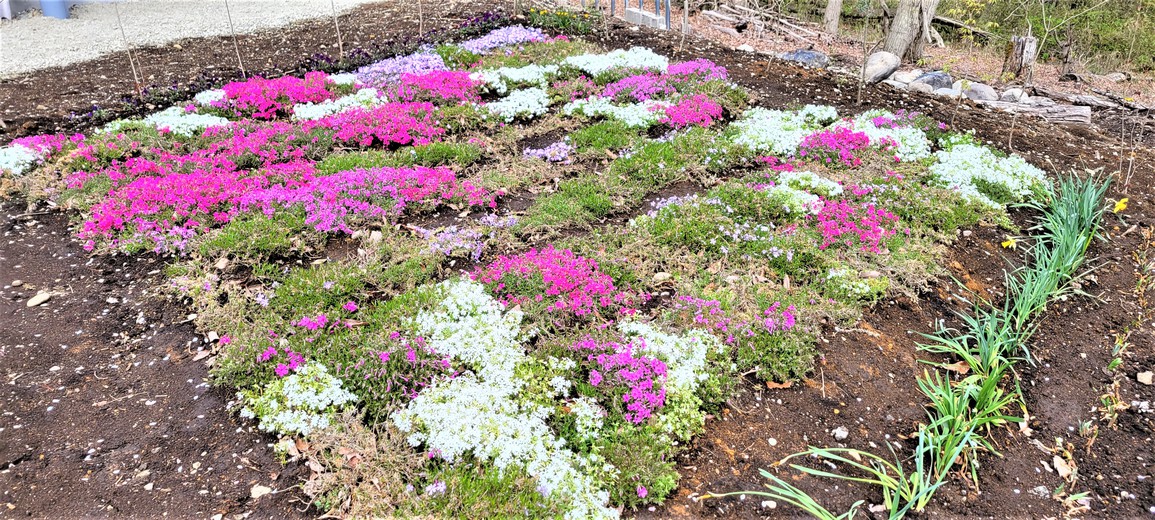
[1,7,1153,520]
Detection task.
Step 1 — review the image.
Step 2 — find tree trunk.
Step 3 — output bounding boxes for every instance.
[883,0,941,62]
[823,0,843,35]
[1002,34,1038,82]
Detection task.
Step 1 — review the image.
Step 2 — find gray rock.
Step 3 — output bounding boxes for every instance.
[952,80,964,91]
[909,82,935,94]
[863,52,900,85]
[26,292,52,307]
[832,426,849,441]
[911,71,953,91]
[1000,88,1027,103]
[881,79,908,89]
[964,82,998,101]
[736,44,755,52]
[890,69,923,84]
[933,87,963,98]
[1103,71,1130,82]
[778,48,829,68]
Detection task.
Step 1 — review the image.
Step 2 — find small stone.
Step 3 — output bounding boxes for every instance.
[933,88,963,98]
[910,71,953,90]
[890,69,923,84]
[144,482,154,491]
[250,484,273,499]
[832,426,849,441]
[368,230,383,244]
[862,270,882,279]
[1138,371,1153,386]
[1103,72,1129,82]
[964,83,998,101]
[909,82,935,94]
[106,297,119,304]
[10,280,22,287]
[736,44,755,52]
[1001,88,1028,103]
[767,437,778,446]
[26,292,52,307]
[778,48,829,68]
[862,51,900,84]
[962,230,972,237]
[653,272,672,282]
[881,79,908,90]
[761,500,777,509]
[207,331,220,342]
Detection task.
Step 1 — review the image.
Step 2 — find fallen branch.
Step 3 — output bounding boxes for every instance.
[975,99,1091,124]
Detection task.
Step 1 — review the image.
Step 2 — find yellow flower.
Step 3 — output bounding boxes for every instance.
[1001,237,1017,249]
[1114,198,1129,213]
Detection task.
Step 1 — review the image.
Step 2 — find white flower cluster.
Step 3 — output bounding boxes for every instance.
[763,184,823,215]
[141,106,230,136]
[0,143,44,176]
[394,278,617,519]
[562,47,669,76]
[394,375,618,519]
[238,361,358,436]
[411,277,527,388]
[618,321,722,395]
[826,268,877,299]
[486,87,551,122]
[292,88,385,121]
[569,396,606,441]
[328,73,358,85]
[797,104,839,126]
[562,96,670,128]
[777,170,843,198]
[471,64,558,95]
[850,110,932,161]
[731,107,825,156]
[193,88,226,106]
[928,143,1049,208]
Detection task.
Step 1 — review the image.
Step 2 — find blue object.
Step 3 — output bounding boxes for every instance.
[41,0,69,19]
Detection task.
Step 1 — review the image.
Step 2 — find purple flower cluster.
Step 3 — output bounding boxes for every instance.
[414,225,485,261]
[667,59,728,81]
[355,51,448,88]
[458,25,547,54]
[236,166,496,233]
[523,141,574,164]
[602,74,675,102]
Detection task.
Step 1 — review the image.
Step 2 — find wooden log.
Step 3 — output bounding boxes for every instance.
[1032,86,1123,109]
[975,100,1092,125]
[1091,88,1153,111]
[932,14,993,39]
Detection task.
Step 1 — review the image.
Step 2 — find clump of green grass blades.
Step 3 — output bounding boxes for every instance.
[705,172,1109,519]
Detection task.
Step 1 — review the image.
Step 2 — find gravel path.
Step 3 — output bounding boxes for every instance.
[0,0,385,78]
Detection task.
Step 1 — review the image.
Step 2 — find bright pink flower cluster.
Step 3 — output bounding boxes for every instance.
[812,200,898,253]
[797,126,872,168]
[358,332,453,400]
[219,71,336,119]
[12,133,80,155]
[394,71,480,103]
[661,94,723,129]
[573,336,668,424]
[238,165,496,233]
[296,313,330,331]
[258,345,306,377]
[302,102,445,148]
[666,59,728,81]
[473,245,639,319]
[672,295,740,344]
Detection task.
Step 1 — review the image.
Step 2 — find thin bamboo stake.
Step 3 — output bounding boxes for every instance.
[113,1,143,97]
[330,0,344,60]
[418,0,424,35]
[223,0,246,78]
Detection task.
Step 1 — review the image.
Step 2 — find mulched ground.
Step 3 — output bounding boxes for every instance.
[1,7,1152,520]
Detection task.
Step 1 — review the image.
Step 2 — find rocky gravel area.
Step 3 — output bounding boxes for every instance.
[1,0,383,77]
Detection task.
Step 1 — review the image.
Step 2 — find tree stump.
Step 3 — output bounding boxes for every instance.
[1003,35,1038,82]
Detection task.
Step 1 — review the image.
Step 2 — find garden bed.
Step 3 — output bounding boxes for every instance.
[2,7,1153,520]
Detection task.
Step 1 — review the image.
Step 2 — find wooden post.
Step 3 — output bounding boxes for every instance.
[223,0,246,78]
[1002,33,1038,82]
[330,0,344,60]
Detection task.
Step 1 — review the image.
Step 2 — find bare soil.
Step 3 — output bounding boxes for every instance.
[1,7,1152,520]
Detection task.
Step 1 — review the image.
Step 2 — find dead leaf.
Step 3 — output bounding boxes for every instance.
[941,360,971,375]
[250,484,273,499]
[765,381,793,389]
[1053,455,1073,481]
[192,350,211,361]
